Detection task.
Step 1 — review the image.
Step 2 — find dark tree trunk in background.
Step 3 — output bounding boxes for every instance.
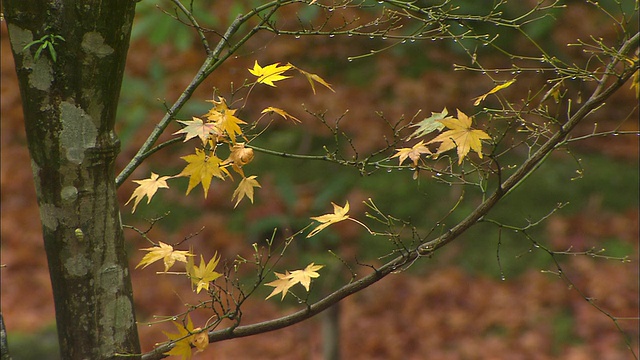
[322,303,341,360]
[4,1,141,359]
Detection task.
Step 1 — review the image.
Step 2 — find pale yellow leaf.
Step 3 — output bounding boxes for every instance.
[232,176,261,208]
[295,66,335,94]
[136,241,193,272]
[307,201,350,238]
[288,263,323,291]
[265,271,294,300]
[391,140,431,167]
[173,117,220,145]
[186,253,222,294]
[125,172,171,213]
[264,263,323,300]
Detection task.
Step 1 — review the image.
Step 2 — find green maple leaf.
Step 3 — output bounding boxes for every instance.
[407,108,450,140]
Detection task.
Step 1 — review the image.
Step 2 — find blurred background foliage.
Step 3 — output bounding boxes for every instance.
[2,0,637,359]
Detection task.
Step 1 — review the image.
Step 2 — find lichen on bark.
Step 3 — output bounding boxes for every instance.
[4,1,141,358]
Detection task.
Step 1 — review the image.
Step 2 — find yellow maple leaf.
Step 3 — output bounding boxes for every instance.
[173,117,220,145]
[136,241,193,272]
[186,253,222,294]
[163,315,208,360]
[307,201,350,238]
[205,97,246,143]
[232,176,261,208]
[265,263,324,300]
[265,271,294,300]
[261,106,301,123]
[631,69,639,99]
[294,66,335,94]
[391,140,431,167]
[163,317,193,360]
[178,148,230,198]
[248,61,292,87]
[288,263,324,291]
[540,81,564,104]
[427,109,491,165]
[125,172,171,213]
[472,79,516,106]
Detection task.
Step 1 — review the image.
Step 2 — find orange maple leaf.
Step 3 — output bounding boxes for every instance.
[205,97,246,143]
[178,149,230,198]
[427,109,491,164]
[391,140,432,167]
[228,143,255,176]
[307,201,349,238]
[232,176,261,208]
[136,241,193,272]
[126,172,171,213]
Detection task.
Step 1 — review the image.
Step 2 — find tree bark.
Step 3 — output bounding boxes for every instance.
[3,1,141,359]
[1,313,10,360]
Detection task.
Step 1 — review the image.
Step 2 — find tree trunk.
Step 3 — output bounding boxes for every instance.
[3,1,141,359]
[322,303,340,360]
[1,313,10,360]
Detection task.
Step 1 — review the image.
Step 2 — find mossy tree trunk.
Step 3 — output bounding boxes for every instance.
[4,1,141,359]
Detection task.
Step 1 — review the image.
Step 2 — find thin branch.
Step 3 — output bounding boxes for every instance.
[417,32,639,254]
[116,50,217,187]
[116,1,300,187]
[141,35,638,358]
[170,0,211,55]
[246,144,332,161]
